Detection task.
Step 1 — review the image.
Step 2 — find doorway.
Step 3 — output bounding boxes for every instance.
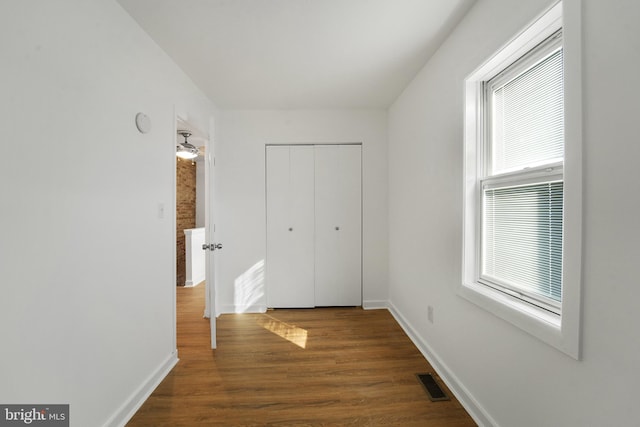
[175,116,216,349]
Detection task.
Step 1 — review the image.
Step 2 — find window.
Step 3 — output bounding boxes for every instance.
[481,31,564,314]
[462,1,582,359]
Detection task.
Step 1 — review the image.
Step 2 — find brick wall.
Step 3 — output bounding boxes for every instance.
[176,157,196,286]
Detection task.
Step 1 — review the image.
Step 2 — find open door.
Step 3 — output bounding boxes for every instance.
[204,123,217,349]
[177,116,217,349]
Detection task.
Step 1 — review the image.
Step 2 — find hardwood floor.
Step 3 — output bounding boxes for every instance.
[127,285,476,426]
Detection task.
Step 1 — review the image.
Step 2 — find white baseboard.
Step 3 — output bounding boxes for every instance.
[363,299,389,310]
[218,304,267,314]
[218,301,388,312]
[103,350,179,427]
[387,301,497,427]
[184,278,205,287]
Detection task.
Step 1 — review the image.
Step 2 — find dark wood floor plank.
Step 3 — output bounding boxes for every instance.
[128,285,476,426]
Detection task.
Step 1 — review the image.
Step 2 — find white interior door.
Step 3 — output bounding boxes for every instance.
[266,145,315,308]
[205,132,216,349]
[315,145,362,306]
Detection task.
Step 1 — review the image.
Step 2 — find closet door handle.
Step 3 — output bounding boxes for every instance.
[289,227,293,231]
[335,226,340,231]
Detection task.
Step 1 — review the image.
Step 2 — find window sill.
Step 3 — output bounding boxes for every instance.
[457,280,582,358]
[461,280,560,325]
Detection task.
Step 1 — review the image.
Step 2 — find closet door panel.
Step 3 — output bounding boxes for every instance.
[266,146,315,308]
[266,146,290,308]
[337,145,362,305]
[315,145,362,306]
[314,146,340,306]
[289,146,316,307]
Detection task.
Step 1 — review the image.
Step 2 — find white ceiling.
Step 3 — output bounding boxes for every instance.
[118,0,476,109]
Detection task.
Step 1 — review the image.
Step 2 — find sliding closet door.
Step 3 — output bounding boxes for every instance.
[266,145,315,308]
[314,145,362,306]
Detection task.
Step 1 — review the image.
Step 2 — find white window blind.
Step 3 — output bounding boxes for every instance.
[489,42,564,175]
[482,180,563,304]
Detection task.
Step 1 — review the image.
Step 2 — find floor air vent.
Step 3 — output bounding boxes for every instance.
[416,373,450,402]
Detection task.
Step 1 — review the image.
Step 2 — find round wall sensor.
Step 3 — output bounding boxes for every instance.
[135,112,151,133]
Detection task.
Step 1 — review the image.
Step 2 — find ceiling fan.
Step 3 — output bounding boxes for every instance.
[176,131,199,159]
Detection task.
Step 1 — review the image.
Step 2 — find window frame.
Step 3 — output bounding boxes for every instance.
[461,0,583,359]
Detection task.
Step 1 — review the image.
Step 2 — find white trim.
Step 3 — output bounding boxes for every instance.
[220,301,388,312]
[558,0,583,359]
[387,302,497,427]
[461,0,582,359]
[184,279,205,288]
[171,108,178,357]
[218,303,267,314]
[103,351,179,427]
[362,299,389,310]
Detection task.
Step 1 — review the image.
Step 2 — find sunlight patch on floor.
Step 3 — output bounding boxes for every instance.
[258,315,308,349]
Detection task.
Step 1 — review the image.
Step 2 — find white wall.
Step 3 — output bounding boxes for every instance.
[388,0,640,426]
[214,110,388,313]
[184,228,206,287]
[0,1,215,425]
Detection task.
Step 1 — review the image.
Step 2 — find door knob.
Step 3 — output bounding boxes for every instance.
[202,243,223,251]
